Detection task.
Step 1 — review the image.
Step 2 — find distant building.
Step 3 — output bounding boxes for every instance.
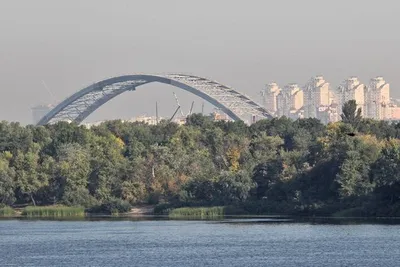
[261,83,281,115]
[389,104,400,121]
[127,115,160,125]
[317,102,339,124]
[262,75,396,123]
[211,112,229,122]
[276,83,303,119]
[365,77,390,120]
[31,104,54,124]
[303,76,331,119]
[336,77,365,116]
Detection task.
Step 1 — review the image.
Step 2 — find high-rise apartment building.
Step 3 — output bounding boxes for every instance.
[336,77,365,116]
[365,77,390,120]
[276,83,303,119]
[262,75,394,123]
[261,83,281,114]
[303,76,331,118]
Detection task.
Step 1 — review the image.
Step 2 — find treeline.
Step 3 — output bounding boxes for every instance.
[1,101,400,216]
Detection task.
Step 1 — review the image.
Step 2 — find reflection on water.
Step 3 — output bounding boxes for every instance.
[1,217,399,267]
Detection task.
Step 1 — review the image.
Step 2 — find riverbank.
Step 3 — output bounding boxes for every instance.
[2,204,399,220]
[0,206,85,218]
[0,205,156,219]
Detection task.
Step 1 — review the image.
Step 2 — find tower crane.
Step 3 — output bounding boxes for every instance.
[173,92,185,117]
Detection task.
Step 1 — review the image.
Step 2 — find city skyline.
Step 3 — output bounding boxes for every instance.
[261,75,399,123]
[32,74,399,126]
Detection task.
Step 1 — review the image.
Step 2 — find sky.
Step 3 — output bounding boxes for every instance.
[1,0,399,124]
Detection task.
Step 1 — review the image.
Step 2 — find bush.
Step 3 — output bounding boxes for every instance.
[88,199,132,215]
[62,188,99,208]
[0,206,15,217]
[154,203,175,215]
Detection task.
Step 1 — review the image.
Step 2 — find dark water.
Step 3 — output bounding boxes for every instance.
[0,218,399,266]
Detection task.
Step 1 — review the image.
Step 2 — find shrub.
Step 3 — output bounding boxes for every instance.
[88,199,131,215]
[62,188,99,208]
[154,203,175,215]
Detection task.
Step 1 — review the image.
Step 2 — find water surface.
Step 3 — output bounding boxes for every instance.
[0,219,399,266]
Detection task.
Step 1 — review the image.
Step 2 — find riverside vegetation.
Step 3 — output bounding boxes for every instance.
[1,100,400,218]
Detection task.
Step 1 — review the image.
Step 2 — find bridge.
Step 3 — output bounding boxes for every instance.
[37,74,273,125]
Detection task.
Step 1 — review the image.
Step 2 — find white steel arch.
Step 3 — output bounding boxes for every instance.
[37,74,272,125]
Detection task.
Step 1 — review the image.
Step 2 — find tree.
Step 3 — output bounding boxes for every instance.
[186,114,214,129]
[252,159,283,199]
[88,133,127,202]
[370,139,400,206]
[215,170,254,204]
[13,143,47,206]
[335,150,373,198]
[0,152,16,205]
[249,134,283,163]
[54,143,91,206]
[341,100,362,128]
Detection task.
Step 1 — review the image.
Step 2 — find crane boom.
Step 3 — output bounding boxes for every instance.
[189,101,195,115]
[173,92,185,117]
[169,106,181,122]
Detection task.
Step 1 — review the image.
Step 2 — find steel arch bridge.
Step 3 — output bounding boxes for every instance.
[37,74,272,125]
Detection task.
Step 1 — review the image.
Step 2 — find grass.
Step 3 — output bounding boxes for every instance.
[22,205,85,218]
[0,206,15,217]
[169,206,225,219]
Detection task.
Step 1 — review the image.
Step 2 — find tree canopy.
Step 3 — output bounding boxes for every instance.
[1,104,400,216]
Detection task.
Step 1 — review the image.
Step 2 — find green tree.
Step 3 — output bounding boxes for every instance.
[370,139,400,207]
[215,170,254,204]
[252,159,283,199]
[341,100,362,128]
[54,143,92,206]
[335,150,373,198]
[0,152,16,205]
[13,143,47,205]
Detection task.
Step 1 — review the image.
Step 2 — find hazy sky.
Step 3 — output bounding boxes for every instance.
[1,0,399,124]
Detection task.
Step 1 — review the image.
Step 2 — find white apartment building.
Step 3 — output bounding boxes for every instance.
[261,82,281,114]
[303,76,331,118]
[336,77,365,116]
[276,83,304,119]
[365,77,390,120]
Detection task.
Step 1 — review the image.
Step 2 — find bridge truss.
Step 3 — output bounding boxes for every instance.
[37,74,272,125]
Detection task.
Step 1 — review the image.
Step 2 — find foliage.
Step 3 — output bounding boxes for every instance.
[22,205,84,217]
[169,206,224,219]
[341,100,362,129]
[88,198,132,215]
[2,109,400,217]
[0,206,15,217]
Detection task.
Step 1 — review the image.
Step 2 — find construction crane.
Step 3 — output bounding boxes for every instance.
[188,101,195,116]
[173,92,185,117]
[169,106,181,122]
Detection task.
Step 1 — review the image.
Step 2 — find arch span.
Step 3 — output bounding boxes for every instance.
[37,74,272,125]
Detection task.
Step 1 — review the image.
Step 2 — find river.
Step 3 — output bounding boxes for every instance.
[0,218,399,266]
